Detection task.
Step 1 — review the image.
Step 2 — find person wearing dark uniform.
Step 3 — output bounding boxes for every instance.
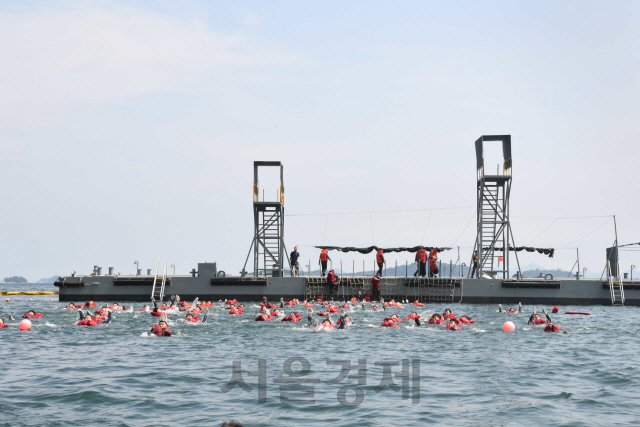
[376,249,385,276]
[290,246,301,277]
[414,248,427,277]
[319,249,331,277]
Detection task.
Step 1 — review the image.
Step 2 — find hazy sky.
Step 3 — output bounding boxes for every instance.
[1,1,639,281]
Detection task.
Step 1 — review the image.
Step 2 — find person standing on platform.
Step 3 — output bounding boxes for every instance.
[319,249,331,277]
[376,249,385,276]
[429,249,439,278]
[471,251,478,277]
[414,248,427,277]
[290,246,301,277]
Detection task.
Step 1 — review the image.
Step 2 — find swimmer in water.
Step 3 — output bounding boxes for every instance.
[307,307,314,327]
[336,309,348,329]
[0,318,8,328]
[498,302,522,313]
[151,320,172,336]
[529,308,564,332]
[446,318,461,331]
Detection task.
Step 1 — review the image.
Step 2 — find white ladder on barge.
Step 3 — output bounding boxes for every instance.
[608,260,625,305]
[151,258,168,301]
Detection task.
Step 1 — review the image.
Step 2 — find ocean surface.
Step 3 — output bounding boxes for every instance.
[1,283,639,427]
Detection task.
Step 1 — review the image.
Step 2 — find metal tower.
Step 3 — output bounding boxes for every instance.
[248,161,287,277]
[471,135,520,279]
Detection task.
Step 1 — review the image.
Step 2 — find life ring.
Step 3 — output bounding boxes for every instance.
[565,312,590,315]
[217,271,226,277]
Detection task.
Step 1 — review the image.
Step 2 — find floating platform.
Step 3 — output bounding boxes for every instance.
[54,274,640,305]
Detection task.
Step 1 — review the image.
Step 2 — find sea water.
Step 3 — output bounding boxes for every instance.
[1,283,639,426]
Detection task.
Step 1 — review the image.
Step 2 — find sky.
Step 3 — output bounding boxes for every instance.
[1,1,639,281]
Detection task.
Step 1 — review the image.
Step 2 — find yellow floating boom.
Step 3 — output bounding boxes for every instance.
[0,291,59,295]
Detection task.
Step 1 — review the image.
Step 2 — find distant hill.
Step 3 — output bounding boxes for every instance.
[38,276,61,283]
[521,268,573,279]
[4,276,28,283]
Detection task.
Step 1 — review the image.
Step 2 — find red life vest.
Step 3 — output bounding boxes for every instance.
[185,316,199,323]
[320,249,329,261]
[327,271,337,285]
[151,325,171,336]
[22,313,43,319]
[446,323,461,331]
[77,319,97,327]
[430,258,437,270]
[0,323,8,328]
[372,276,380,289]
[376,250,384,263]
[417,249,427,262]
[533,318,547,325]
[544,324,561,332]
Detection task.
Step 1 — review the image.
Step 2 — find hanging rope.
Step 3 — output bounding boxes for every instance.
[559,217,613,249]
[322,214,329,245]
[450,212,475,246]
[420,210,433,245]
[369,214,375,245]
[526,218,558,245]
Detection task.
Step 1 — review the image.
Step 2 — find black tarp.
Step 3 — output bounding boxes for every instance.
[483,246,554,258]
[315,246,452,254]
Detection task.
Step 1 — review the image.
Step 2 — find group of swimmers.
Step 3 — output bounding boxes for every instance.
[3,295,564,334]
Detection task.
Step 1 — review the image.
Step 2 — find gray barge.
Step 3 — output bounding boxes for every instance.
[55,136,635,306]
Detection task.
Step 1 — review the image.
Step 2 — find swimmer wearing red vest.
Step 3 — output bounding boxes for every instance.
[0,318,9,328]
[319,249,331,276]
[499,302,522,314]
[151,320,172,336]
[318,318,334,329]
[376,249,385,276]
[150,298,167,317]
[446,318,462,331]
[414,248,427,277]
[22,310,43,319]
[529,307,564,333]
[428,313,446,325]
